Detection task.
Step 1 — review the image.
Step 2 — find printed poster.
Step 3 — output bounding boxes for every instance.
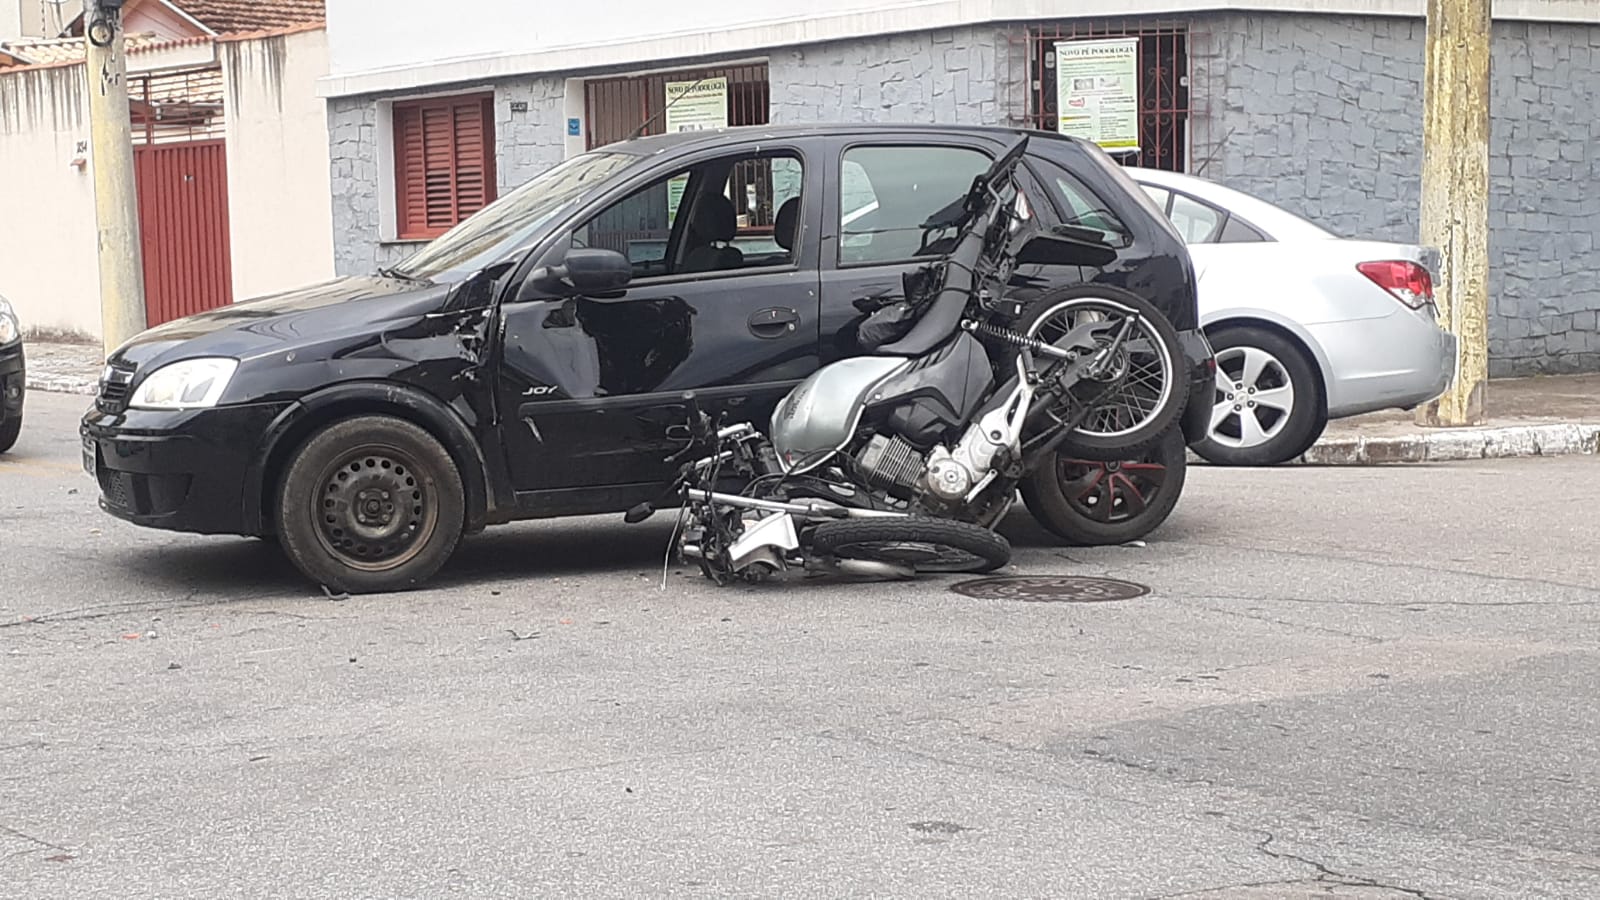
[664,77,729,219]
[1053,39,1140,152]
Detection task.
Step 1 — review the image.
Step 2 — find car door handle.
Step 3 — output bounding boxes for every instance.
[749,307,800,338]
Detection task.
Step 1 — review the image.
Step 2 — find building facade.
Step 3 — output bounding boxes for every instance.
[319,0,1600,376]
[0,0,333,340]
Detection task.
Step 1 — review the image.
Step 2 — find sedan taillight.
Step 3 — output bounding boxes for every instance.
[1357,260,1435,310]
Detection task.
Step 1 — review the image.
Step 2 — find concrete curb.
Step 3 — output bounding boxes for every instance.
[26,373,97,396]
[1295,423,1600,465]
[1188,423,1600,466]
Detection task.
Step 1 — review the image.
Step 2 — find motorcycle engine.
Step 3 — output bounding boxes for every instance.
[855,434,925,495]
[857,434,979,503]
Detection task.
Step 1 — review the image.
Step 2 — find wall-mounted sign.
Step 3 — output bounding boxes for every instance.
[567,117,581,136]
[1053,38,1140,153]
[664,77,729,133]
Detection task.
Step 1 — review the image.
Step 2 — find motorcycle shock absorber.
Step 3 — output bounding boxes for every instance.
[963,319,1067,358]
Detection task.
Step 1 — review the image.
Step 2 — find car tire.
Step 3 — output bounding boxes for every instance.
[275,415,464,594]
[0,415,18,454]
[1191,325,1324,467]
[1018,424,1187,546]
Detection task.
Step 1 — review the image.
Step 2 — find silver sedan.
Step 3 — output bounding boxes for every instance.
[1127,167,1457,466]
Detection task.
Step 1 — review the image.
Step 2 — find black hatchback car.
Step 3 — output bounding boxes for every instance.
[82,124,1213,592]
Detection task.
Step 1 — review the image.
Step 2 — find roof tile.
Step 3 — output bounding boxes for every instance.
[176,0,325,34]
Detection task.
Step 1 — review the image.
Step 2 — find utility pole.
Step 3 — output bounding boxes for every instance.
[1415,0,1492,427]
[83,0,146,357]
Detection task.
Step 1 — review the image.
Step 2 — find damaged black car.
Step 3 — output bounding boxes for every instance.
[81,124,1214,593]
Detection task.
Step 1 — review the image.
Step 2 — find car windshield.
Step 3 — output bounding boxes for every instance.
[388,150,642,283]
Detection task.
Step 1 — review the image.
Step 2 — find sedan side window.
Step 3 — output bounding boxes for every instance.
[1218,215,1268,243]
[574,150,806,279]
[1139,185,1172,213]
[1168,192,1224,243]
[837,145,991,265]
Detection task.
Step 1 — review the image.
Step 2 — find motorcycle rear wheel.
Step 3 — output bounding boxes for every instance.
[810,517,1011,574]
[1016,285,1189,462]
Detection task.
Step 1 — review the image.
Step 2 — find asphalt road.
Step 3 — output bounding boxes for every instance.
[4,390,1599,899]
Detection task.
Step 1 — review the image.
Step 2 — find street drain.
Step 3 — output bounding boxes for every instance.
[949,575,1150,603]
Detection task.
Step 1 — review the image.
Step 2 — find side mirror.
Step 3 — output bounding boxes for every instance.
[519,248,632,301]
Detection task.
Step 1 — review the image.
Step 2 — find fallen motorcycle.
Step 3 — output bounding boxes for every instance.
[628,134,1189,585]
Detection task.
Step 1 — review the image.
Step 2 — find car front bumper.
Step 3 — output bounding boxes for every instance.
[81,399,292,535]
[1311,308,1458,418]
[0,343,24,428]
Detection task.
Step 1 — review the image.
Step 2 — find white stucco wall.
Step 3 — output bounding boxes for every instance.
[221,27,335,303]
[0,29,334,340]
[0,64,101,338]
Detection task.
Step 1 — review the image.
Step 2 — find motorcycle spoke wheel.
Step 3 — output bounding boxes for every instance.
[1030,300,1177,440]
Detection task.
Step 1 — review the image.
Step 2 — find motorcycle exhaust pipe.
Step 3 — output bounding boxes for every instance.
[831,559,916,580]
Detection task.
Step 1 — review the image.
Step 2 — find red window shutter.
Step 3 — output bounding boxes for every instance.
[394,94,497,240]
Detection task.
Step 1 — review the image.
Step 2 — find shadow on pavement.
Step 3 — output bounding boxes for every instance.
[115,501,1198,597]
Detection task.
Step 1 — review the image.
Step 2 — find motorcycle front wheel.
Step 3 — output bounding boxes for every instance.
[810,517,1011,575]
[1017,285,1190,462]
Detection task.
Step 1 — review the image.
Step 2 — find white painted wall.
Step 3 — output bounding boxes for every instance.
[0,29,335,340]
[322,0,1600,95]
[221,27,335,302]
[0,64,100,338]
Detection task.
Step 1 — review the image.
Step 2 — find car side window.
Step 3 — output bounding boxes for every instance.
[1168,192,1224,243]
[574,150,805,279]
[1139,185,1172,214]
[1218,215,1268,243]
[1038,162,1132,248]
[837,145,991,266]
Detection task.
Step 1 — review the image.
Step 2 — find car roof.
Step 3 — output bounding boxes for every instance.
[1123,166,1335,241]
[606,122,1096,155]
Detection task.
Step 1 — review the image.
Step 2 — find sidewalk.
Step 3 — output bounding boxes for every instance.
[22,340,1600,464]
[23,340,101,395]
[1296,374,1600,465]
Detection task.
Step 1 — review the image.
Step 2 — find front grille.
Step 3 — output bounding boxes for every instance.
[96,361,136,413]
[97,467,192,517]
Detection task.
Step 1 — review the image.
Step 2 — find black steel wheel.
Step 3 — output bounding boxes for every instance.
[810,517,1011,574]
[275,415,464,594]
[1019,424,1187,546]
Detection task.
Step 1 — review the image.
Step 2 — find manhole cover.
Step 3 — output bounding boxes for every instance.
[949,575,1150,603]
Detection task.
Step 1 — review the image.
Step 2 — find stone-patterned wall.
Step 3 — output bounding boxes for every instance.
[1192,12,1600,376]
[326,77,564,277]
[765,26,1024,126]
[494,76,567,194]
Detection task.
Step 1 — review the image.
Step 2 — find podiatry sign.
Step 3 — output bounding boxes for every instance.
[664,77,729,133]
[1053,38,1139,153]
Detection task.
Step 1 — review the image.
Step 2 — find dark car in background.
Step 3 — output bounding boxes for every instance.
[81,124,1214,592]
[0,295,23,454]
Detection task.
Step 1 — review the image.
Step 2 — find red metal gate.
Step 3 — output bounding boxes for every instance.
[134,140,233,327]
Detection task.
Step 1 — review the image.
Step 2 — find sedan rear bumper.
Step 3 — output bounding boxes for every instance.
[1312,308,1457,418]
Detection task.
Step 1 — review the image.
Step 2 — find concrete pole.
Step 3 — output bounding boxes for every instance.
[83,1,147,358]
[1415,0,1492,427]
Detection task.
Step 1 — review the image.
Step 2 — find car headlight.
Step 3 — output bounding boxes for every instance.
[0,297,17,346]
[129,358,239,410]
